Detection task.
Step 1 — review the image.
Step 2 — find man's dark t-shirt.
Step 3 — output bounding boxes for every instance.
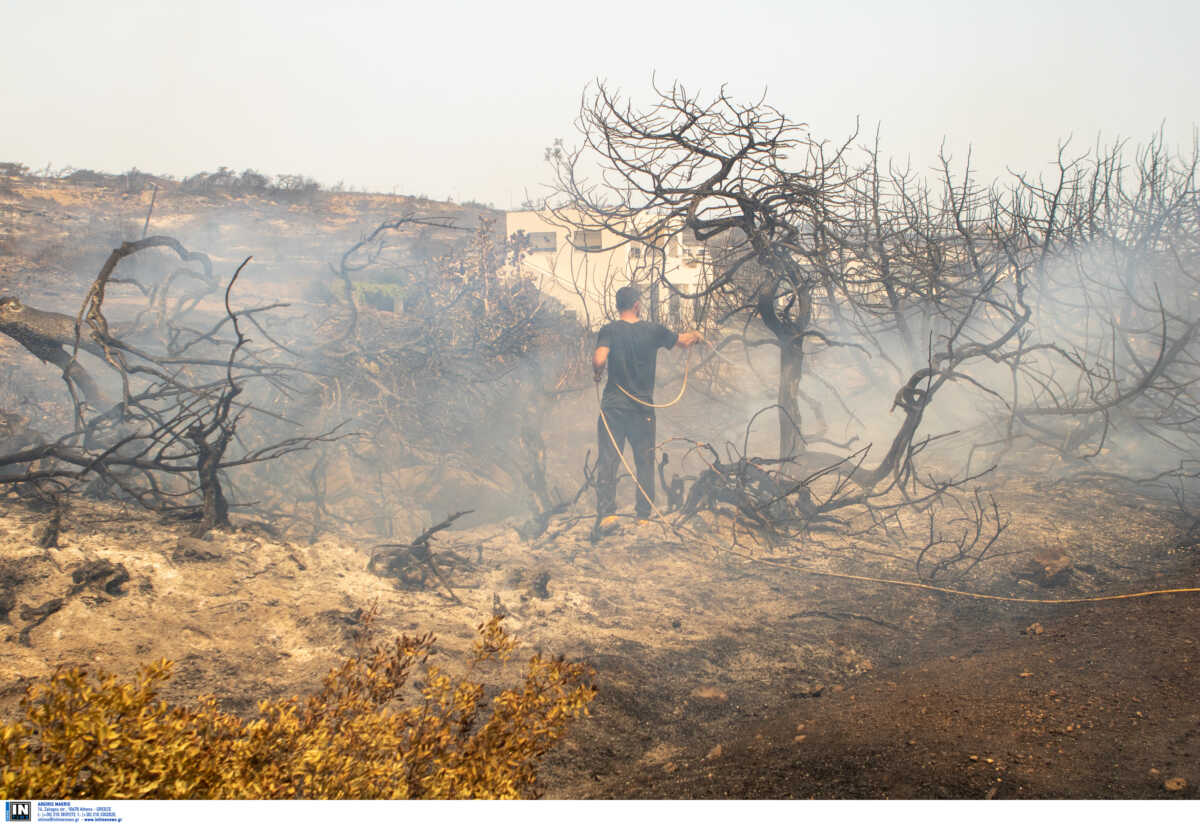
[597,320,678,412]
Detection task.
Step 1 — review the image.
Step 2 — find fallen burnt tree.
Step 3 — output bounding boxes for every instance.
[0,237,342,535]
[367,509,474,602]
[659,296,1019,580]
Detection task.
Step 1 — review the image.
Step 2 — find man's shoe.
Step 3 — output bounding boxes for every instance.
[590,515,620,541]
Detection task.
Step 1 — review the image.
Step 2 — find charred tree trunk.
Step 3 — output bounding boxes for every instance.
[778,340,805,460]
[187,377,241,536]
[758,287,812,460]
[188,419,234,536]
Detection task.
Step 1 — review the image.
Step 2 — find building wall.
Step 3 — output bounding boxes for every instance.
[504,209,709,329]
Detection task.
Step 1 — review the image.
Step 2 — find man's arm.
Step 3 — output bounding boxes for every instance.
[593,345,609,382]
[675,330,704,349]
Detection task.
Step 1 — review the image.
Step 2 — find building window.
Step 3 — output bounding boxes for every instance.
[527,231,556,252]
[629,244,642,259]
[573,229,604,252]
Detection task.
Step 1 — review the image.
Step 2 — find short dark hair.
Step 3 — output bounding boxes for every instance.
[615,285,640,312]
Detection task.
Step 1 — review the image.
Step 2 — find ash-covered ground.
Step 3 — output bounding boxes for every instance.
[1,458,1196,797]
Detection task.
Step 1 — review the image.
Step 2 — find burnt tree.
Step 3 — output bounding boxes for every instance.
[0,238,341,534]
[551,83,856,459]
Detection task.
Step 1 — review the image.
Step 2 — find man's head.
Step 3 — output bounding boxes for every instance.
[615,285,640,314]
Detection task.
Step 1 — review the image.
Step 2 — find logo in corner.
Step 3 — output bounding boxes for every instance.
[4,802,31,822]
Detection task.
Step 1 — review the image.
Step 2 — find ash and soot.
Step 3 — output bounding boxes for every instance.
[1,86,1199,800]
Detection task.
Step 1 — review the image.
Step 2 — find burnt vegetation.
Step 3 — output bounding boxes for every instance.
[0,213,583,539]
[550,82,1200,579]
[2,88,1199,586]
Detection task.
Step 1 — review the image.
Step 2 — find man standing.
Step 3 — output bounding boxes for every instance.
[592,285,702,530]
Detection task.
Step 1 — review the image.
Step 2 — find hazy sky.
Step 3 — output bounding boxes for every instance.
[3,0,1195,207]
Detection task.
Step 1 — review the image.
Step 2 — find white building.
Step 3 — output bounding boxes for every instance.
[504,209,711,328]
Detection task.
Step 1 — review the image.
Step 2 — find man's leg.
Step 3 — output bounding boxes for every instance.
[595,408,627,517]
[630,412,656,519]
